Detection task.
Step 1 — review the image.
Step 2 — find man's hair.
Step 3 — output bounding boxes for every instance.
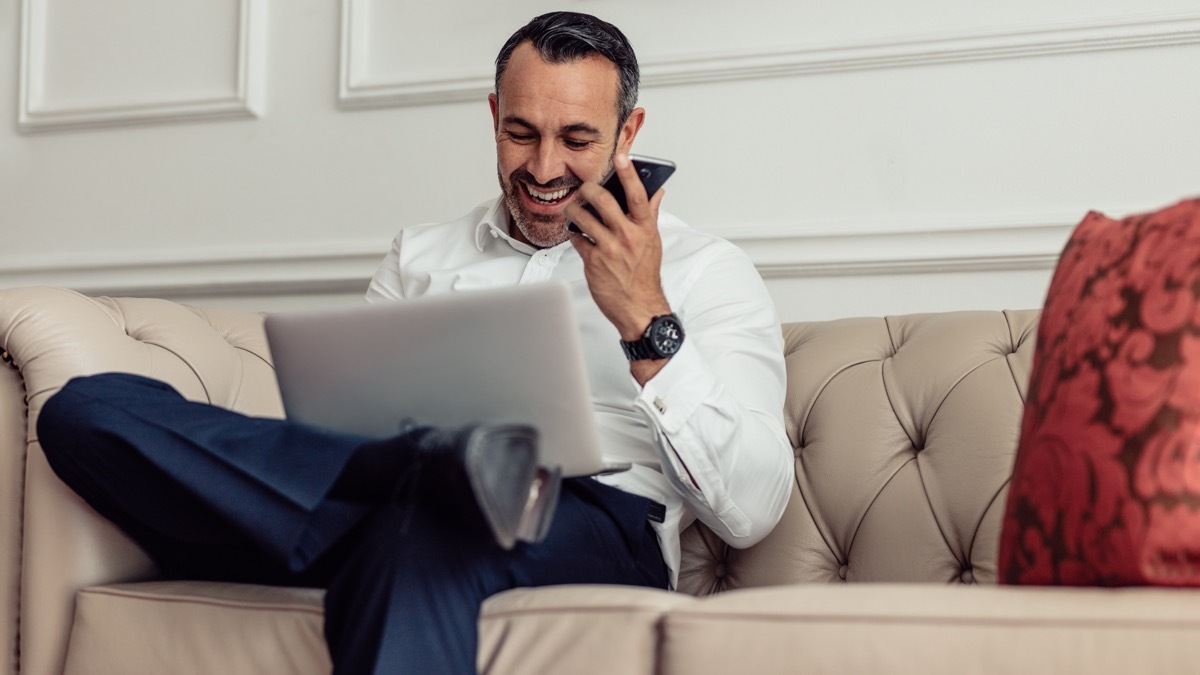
[494,12,640,127]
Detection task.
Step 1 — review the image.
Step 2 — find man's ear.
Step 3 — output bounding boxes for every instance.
[489,93,500,133]
[617,107,646,155]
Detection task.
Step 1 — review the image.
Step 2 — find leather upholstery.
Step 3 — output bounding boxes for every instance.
[4,286,1200,675]
[64,583,329,675]
[677,311,1038,593]
[1,288,282,675]
[658,583,1200,674]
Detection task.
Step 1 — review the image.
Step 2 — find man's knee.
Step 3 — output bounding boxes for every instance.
[40,372,175,433]
[60,372,177,402]
[37,373,168,468]
[38,377,96,452]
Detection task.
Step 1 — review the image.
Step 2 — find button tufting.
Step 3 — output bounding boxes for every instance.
[713,563,727,579]
[960,568,974,584]
[838,564,848,580]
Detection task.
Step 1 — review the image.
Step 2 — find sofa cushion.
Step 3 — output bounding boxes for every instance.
[658,583,1200,675]
[63,582,329,675]
[479,585,693,674]
[1000,198,1200,585]
[60,581,691,675]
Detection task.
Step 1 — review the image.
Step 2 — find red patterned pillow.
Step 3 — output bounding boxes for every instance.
[1000,197,1200,586]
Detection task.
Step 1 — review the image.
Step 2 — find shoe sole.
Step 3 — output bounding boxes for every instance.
[462,424,539,550]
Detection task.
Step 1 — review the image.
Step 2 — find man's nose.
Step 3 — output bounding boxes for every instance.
[527,143,567,184]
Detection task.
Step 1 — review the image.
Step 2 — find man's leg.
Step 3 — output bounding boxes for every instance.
[39,373,669,673]
[37,372,377,581]
[322,478,668,675]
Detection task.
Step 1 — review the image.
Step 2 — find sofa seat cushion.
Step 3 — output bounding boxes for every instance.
[479,585,693,674]
[659,583,1200,675]
[63,581,331,675]
[61,581,691,675]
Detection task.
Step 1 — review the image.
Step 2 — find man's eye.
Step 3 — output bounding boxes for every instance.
[507,133,534,143]
[564,139,590,150]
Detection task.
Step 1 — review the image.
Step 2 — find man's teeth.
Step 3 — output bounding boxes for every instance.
[525,184,570,204]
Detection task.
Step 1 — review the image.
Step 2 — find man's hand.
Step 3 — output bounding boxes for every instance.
[566,154,672,384]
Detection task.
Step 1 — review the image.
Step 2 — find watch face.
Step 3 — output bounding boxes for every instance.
[650,316,684,356]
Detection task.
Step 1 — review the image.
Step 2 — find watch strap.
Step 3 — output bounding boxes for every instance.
[620,313,682,361]
[621,337,657,361]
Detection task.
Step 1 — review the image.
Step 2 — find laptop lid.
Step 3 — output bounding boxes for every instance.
[263,282,606,477]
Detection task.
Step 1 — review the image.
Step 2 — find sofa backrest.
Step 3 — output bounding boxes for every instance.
[0,287,283,675]
[676,310,1039,594]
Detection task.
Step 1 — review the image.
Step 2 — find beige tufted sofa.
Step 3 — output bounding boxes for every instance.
[4,286,1200,675]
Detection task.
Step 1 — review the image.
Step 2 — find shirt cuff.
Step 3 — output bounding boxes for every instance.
[632,340,715,434]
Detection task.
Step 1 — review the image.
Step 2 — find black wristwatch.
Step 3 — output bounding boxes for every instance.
[621,313,685,361]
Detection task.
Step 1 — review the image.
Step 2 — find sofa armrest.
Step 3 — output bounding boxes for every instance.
[1,359,27,675]
[0,286,283,675]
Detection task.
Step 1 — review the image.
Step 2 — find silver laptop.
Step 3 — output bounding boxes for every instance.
[263,282,610,477]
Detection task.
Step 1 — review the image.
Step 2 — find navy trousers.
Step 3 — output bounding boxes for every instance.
[38,373,669,675]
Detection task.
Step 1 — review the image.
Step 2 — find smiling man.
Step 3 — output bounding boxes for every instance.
[37,11,792,675]
[365,10,794,672]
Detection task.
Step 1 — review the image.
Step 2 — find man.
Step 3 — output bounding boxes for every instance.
[37,11,792,675]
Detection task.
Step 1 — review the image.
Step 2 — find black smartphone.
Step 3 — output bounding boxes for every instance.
[567,154,676,234]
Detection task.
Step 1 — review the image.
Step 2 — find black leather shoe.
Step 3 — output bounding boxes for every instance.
[409,423,555,549]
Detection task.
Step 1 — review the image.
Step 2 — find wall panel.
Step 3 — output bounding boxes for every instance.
[339,3,1200,107]
[19,0,266,131]
[3,1,1199,320]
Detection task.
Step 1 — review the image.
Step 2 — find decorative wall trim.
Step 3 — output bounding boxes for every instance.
[0,241,384,299]
[708,212,1076,279]
[0,213,1081,299]
[18,0,268,132]
[338,10,1200,108]
[641,12,1200,88]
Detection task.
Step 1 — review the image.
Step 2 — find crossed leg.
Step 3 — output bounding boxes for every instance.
[38,373,668,674]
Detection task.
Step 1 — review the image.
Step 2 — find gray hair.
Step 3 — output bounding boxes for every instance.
[494,12,640,128]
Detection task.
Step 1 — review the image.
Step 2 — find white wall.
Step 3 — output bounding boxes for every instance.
[3,0,1198,321]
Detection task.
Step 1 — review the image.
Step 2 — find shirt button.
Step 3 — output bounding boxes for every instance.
[654,397,667,413]
[538,256,551,266]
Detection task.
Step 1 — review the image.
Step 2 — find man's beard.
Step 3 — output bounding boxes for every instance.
[499,158,614,249]
[501,168,579,248]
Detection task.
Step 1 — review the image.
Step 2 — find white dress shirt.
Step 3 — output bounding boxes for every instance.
[365,196,792,587]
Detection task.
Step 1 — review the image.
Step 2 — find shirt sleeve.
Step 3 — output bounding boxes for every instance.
[633,244,793,548]
[365,232,406,303]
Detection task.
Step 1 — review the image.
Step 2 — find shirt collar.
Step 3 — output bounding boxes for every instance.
[473,195,546,256]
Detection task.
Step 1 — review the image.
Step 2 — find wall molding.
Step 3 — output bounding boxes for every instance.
[0,241,384,299]
[338,10,1200,109]
[0,212,1084,300]
[18,0,268,132]
[730,223,1068,279]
